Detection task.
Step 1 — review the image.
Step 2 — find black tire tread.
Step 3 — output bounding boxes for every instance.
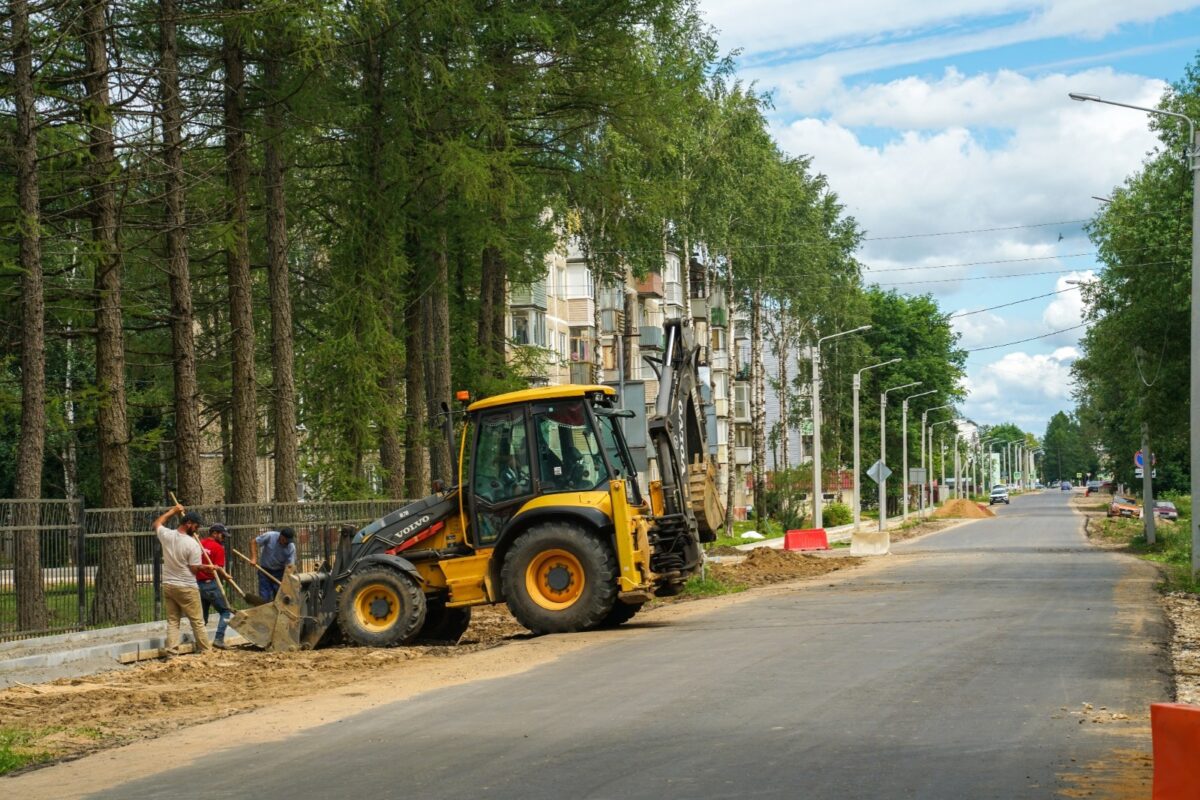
[501,521,618,635]
[337,566,426,647]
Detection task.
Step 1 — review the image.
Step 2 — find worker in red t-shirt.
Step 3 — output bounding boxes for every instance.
[197,523,232,648]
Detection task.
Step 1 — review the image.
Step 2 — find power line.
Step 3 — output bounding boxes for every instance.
[948,286,1082,319]
[965,324,1088,352]
[874,259,1183,286]
[863,219,1089,242]
[864,251,1097,273]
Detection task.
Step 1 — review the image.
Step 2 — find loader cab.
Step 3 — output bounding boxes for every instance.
[460,386,642,548]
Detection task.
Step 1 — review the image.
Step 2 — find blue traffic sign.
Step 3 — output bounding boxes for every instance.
[1134,450,1158,468]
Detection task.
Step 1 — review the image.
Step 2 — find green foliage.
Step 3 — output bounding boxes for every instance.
[682,573,746,597]
[0,728,52,776]
[821,502,852,528]
[1072,54,1198,494]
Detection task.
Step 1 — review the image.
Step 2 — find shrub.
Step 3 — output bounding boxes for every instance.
[821,502,852,528]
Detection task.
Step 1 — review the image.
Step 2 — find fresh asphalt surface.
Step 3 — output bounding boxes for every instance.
[93,491,1171,799]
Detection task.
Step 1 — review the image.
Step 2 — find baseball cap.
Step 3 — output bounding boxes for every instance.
[209,523,227,535]
[182,510,204,527]
[279,527,296,540]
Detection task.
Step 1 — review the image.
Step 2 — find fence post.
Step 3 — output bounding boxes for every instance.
[152,536,162,621]
[75,498,86,627]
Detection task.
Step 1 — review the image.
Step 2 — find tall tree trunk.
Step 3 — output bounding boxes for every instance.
[404,275,430,497]
[82,0,137,623]
[750,280,766,526]
[428,231,453,483]
[11,0,49,632]
[379,364,406,497]
[264,50,297,503]
[724,258,736,533]
[159,0,201,504]
[223,1,257,508]
[479,246,507,376]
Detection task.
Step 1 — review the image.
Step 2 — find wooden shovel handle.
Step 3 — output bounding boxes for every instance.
[231,547,283,586]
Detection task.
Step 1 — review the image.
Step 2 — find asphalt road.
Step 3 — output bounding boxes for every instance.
[94,491,1170,799]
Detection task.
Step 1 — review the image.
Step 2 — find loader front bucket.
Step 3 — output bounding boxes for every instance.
[230,567,324,652]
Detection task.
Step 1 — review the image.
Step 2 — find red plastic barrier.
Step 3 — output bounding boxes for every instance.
[1152,702,1200,798]
[784,528,829,551]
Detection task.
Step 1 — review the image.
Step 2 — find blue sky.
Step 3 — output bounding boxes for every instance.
[697,0,1200,436]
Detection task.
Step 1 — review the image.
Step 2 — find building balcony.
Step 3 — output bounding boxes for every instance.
[510,281,547,310]
[735,446,752,465]
[710,307,728,328]
[710,350,730,371]
[567,297,595,326]
[639,325,664,350]
[600,309,624,334]
[569,361,593,384]
[664,281,683,308]
[635,272,664,298]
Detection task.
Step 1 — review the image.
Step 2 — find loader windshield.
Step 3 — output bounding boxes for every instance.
[595,413,642,506]
[531,400,608,493]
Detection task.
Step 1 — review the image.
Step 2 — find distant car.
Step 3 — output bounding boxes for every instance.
[1033,481,1043,489]
[1060,481,1072,491]
[990,485,1010,505]
[1108,496,1141,518]
[1155,500,1179,521]
[1086,480,1102,493]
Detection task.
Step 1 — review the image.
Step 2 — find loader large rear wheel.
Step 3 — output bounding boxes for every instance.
[338,567,426,647]
[502,522,617,635]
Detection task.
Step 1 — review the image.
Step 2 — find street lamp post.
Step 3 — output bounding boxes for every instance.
[1070,91,1199,579]
[902,389,936,520]
[853,359,899,531]
[812,325,871,529]
[930,418,958,508]
[922,404,954,518]
[881,381,921,531]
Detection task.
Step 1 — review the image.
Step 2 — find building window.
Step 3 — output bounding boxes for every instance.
[512,311,546,347]
[513,314,529,345]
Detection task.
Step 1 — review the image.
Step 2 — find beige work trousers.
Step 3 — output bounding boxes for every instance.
[164,583,211,653]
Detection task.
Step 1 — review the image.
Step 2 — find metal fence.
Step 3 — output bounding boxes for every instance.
[0,498,411,643]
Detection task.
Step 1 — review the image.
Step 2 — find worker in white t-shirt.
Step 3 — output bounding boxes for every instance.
[151,503,211,656]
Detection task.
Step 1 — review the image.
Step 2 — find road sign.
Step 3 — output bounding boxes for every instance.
[866,460,892,484]
[1076,473,1083,479]
[1135,468,1158,479]
[1134,450,1158,468]
[908,468,926,484]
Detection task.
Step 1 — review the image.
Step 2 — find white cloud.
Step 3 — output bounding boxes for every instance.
[770,68,1164,288]
[963,347,1081,429]
[702,1,1200,75]
[1042,270,1096,332]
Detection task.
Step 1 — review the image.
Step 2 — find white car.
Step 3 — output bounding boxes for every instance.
[990,485,1010,505]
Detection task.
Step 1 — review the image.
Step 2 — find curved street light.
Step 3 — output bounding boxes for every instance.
[902,389,937,519]
[879,381,920,530]
[1070,90,1199,578]
[812,325,871,528]
[852,359,900,530]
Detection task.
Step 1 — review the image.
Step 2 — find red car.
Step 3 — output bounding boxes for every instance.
[1155,501,1179,521]
[1108,497,1141,518]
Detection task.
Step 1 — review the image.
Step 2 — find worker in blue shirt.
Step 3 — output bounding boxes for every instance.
[250,527,297,600]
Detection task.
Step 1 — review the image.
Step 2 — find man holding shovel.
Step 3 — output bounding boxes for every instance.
[197,523,233,649]
[250,527,296,601]
[151,503,211,657]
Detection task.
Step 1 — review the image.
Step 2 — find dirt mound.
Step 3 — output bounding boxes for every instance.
[932,499,995,519]
[710,547,861,588]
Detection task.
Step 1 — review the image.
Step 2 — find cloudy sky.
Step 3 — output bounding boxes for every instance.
[697,0,1200,435]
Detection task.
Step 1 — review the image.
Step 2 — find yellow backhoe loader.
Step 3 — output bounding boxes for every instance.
[232,320,724,651]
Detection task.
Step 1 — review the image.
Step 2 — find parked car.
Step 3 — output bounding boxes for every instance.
[1155,500,1179,521]
[1086,480,1102,494]
[1033,481,1043,489]
[989,485,1010,505]
[1108,496,1141,518]
[1060,481,1072,491]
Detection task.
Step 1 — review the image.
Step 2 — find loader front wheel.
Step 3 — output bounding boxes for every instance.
[338,568,426,647]
[502,522,617,635]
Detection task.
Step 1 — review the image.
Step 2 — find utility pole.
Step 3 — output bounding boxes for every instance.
[902,389,936,521]
[881,382,920,532]
[1142,422,1156,545]
[812,326,870,529]
[853,359,898,531]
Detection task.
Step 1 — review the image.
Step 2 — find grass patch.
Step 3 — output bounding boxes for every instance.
[1091,515,1198,593]
[706,519,787,549]
[0,728,53,776]
[681,573,746,597]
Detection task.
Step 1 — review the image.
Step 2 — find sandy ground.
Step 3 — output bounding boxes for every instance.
[1072,491,1200,705]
